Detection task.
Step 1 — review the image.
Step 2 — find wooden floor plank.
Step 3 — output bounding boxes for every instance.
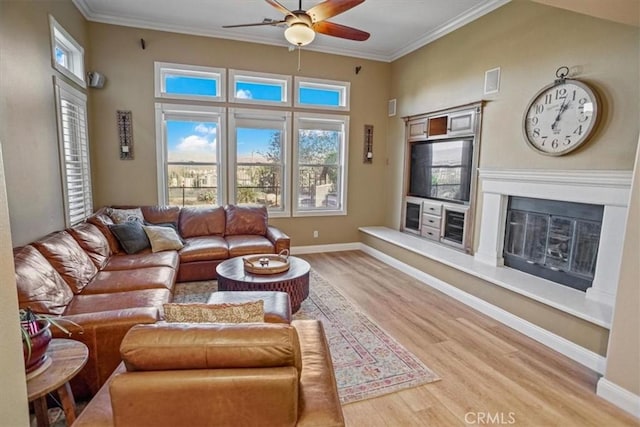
[299,251,638,427]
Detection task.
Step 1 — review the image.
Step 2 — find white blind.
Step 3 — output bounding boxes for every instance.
[54,78,92,226]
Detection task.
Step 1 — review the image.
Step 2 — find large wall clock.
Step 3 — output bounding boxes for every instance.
[523,68,600,156]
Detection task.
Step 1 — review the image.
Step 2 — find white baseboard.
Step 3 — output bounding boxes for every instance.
[290,242,361,255]
[597,378,640,418]
[360,244,607,374]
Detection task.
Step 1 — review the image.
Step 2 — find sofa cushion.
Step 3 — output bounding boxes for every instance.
[108,207,144,224]
[13,245,74,315]
[179,236,229,263]
[226,235,274,257]
[163,301,265,323]
[81,267,176,295]
[224,205,268,236]
[33,231,98,294]
[143,225,184,252]
[103,251,179,271]
[67,223,111,269]
[108,221,151,254]
[120,322,302,372]
[64,289,172,315]
[140,205,181,225]
[179,206,226,238]
[87,210,122,254]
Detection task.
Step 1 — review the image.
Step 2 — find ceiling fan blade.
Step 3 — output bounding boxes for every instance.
[307,0,365,23]
[265,0,296,17]
[223,20,286,28]
[312,21,370,41]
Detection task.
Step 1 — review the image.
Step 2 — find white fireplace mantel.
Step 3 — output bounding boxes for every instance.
[475,168,632,307]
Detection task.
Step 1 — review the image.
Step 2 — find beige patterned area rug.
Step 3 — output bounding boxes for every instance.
[173,270,440,404]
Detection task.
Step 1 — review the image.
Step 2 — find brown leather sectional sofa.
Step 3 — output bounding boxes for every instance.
[74,320,345,426]
[13,204,290,397]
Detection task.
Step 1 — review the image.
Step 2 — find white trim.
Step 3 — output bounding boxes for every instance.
[290,242,361,255]
[597,378,640,418]
[360,226,612,328]
[294,77,350,111]
[359,242,607,374]
[71,0,510,63]
[229,69,291,107]
[154,61,226,102]
[49,15,86,88]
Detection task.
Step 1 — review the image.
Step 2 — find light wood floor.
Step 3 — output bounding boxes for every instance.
[299,251,638,427]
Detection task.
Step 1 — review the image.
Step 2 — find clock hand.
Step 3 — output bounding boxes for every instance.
[551,97,570,131]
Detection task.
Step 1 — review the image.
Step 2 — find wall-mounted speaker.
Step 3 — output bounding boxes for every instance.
[484,67,500,95]
[87,71,106,89]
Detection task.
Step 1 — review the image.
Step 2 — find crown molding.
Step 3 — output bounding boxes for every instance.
[72,0,511,63]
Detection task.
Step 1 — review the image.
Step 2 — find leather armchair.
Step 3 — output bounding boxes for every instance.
[74,320,345,427]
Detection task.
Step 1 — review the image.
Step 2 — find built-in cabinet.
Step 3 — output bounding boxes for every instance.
[402,102,482,253]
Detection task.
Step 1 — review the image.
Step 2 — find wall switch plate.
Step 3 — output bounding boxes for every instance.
[313,230,319,238]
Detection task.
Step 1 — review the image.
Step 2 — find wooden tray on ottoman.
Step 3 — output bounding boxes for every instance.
[243,250,290,275]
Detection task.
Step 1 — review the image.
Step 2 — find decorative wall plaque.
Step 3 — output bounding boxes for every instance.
[117,110,134,160]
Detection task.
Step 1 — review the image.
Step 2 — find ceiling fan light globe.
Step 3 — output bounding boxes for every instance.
[285,23,315,46]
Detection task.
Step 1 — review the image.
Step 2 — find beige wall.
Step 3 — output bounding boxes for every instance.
[87,23,390,246]
[386,0,640,229]
[604,137,640,395]
[0,0,89,246]
[0,142,29,426]
[531,0,640,26]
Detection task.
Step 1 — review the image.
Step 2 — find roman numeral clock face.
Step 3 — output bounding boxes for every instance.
[523,79,599,156]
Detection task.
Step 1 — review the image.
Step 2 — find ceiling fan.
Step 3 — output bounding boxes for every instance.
[223,0,370,47]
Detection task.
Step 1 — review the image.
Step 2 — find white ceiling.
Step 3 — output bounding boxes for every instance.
[72,0,511,62]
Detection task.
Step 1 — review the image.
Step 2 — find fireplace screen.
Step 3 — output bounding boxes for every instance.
[503,197,603,291]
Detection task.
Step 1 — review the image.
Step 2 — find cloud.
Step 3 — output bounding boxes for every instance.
[177,135,216,152]
[194,123,217,135]
[236,89,253,99]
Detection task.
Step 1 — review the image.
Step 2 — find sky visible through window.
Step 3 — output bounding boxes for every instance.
[166,78,339,161]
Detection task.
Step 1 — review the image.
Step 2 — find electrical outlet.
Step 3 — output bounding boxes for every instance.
[313,230,319,238]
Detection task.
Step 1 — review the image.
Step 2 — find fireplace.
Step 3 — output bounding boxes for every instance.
[503,197,603,292]
[475,169,632,307]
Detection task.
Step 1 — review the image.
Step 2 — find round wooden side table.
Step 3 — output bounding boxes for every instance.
[27,338,88,427]
[216,256,310,313]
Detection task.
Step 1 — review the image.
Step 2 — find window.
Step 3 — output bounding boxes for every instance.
[53,77,92,226]
[293,113,349,216]
[294,77,350,111]
[155,62,225,102]
[155,104,225,206]
[229,109,291,216]
[229,70,291,106]
[49,15,85,88]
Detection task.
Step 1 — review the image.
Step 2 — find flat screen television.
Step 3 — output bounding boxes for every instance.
[409,139,473,204]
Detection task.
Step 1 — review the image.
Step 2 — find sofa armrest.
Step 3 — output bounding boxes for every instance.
[52,307,160,397]
[267,226,290,254]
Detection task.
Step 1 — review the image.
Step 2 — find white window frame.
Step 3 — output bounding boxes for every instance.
[49,15,86,88]
[154,62,226,102]
[53,77,92,226]
[229,69,291,107]
[293,112,349,217]
[155,103,226,206]
[294,77,350,111]
[229,108,291,217]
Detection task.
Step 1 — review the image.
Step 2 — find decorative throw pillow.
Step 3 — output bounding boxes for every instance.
[108,221,150,254]
[143,225,184,253]
[163,301,265,323]
[108,207,144,224]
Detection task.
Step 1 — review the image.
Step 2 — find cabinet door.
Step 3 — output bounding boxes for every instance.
[447,110,475,136]
[407,119,427,141]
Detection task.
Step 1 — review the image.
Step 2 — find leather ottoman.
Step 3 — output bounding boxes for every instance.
[208,291,292,324]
